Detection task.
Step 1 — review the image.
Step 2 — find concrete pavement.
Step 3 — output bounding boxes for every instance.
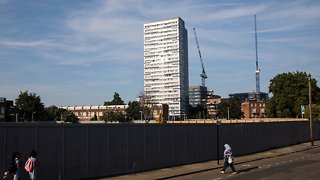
[102,141,319,180]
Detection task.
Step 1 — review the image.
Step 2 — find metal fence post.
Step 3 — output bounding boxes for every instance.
[216,121,220,165]
[143,124,146,170]
[3,125,7,172]
[86,126,89,177]
[35,125,38,150]
[172,125,175,164]
[61,124,65,180]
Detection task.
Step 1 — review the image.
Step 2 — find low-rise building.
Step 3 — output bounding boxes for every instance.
[0,97,18,122]
[62,105,128,121]
[189,86,222,118]
[62,104,170,122]
[229,92,269,103]
[0,97,6,122]
[206,92,221,118]
[242,97,267,118]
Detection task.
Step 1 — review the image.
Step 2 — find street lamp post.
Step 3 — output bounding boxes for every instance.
[32,111,35,122]
[227,107,230,120]
[308,74,314,146]
[139,111,142,122]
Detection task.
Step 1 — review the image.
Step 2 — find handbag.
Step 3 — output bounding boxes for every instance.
[228,156,233,164]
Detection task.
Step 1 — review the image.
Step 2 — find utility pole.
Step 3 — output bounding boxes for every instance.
[308,74,314,146]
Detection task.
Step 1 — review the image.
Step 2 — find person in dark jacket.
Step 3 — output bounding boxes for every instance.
[3,152,21,180]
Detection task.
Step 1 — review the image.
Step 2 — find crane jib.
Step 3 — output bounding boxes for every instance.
[193,28,208,87]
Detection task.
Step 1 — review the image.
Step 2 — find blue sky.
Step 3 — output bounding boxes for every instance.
[1,0,319,107]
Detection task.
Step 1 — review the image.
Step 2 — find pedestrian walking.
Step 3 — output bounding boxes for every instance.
[12,152,20,180]
[220,144,237,174]
[25,150,38,180]
[2,152,21,180]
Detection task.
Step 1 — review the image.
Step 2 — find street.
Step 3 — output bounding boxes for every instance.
[170,147,320,180]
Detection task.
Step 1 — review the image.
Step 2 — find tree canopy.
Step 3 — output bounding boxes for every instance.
[304,104,320,120]
[188,104,209,119]
[60,110,79,123]
[104,92,125,105]
[100,111,125,122]
[267,71,320,118]
[46,105,79,123]
[217,97,243,119]
[126,101,141,120]
[46,105,63,121]
[15,91,45,122]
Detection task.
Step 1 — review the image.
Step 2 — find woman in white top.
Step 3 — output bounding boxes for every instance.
[28,150,38,180]
[220,144,237,174]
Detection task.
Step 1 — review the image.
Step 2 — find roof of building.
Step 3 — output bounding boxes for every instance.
[145,17,183,25]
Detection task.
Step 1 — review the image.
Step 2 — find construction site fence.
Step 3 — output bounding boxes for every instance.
[167,118,310,124]
[0,121,319,179]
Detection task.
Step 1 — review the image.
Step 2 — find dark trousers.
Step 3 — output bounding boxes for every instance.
[221,157,236,172]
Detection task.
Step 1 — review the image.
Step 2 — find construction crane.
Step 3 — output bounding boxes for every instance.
[193,28,207,87]
[254,15,260,94]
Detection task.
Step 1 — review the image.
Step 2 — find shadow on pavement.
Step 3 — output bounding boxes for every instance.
[237,166,259,173]
[156,167,217,180]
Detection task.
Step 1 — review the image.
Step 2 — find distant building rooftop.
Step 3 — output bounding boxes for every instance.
[145,17,183,24]
[229,92,269,102]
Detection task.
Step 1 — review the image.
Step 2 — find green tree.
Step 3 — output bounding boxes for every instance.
[61,110,79,123]
[104,92,125,105]
[45,105,63,121]
[101,111,125,122]
[189,104,209,119]
[217,97,243,119]
[267,72,320,118]
[305,104,320,120]
[45,105,79,123]
[126,101,141,120]
[15,91,45,122]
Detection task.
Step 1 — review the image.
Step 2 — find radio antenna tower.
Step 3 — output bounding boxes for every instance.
[254,15,260,94]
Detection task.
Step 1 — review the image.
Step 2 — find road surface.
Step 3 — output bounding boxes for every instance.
[171,147,320,180]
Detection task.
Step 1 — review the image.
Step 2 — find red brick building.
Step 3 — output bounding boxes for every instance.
[242,98,267,118]
[62,105,128,121]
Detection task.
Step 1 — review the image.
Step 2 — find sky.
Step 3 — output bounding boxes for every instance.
[1,0,319,107]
